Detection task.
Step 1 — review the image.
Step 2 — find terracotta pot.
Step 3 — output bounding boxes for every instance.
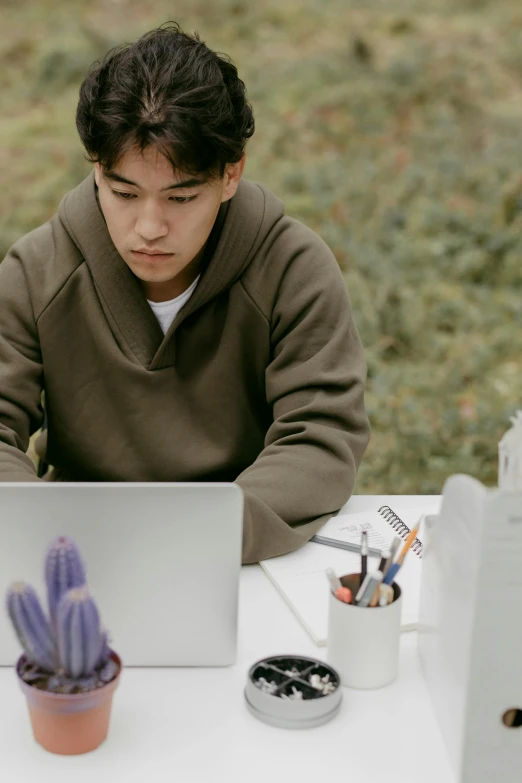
[16,651,122,755]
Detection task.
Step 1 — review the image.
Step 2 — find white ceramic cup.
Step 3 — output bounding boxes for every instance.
[326,572,402,689]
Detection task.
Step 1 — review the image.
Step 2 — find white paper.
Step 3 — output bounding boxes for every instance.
[317,505,427,552]
[259,503,440,646]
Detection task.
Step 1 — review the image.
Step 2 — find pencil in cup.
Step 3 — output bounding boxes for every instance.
[360,531,368,582]
[382,523,421,586]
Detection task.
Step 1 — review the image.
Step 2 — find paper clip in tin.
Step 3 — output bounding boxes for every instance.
[244,654,342,729]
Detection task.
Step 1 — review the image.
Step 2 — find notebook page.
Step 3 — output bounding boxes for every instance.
[316,504,432,553]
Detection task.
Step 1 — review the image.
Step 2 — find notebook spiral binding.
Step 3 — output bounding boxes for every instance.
[378,506,423,558]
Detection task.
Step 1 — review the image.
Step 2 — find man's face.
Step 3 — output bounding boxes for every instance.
[94,145,245,302]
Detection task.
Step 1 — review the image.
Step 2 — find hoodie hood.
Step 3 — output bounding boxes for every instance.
[56,168,285,369]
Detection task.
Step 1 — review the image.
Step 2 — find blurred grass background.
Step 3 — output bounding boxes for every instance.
[2,0,521,492]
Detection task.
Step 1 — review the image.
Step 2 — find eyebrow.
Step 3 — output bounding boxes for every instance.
[103,171,208,191]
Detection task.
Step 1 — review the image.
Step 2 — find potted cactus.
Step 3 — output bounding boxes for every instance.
[5,535,122,755]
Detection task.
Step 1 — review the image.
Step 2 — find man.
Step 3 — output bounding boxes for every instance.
[0,22,370,563]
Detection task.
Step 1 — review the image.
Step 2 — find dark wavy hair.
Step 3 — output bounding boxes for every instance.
[76,21,255,182]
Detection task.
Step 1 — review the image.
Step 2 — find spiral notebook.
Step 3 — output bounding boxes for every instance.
[312,504,424,559]
[259,502,440,646]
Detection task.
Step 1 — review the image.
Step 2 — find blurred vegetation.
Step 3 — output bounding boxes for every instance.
[2,0,522,492]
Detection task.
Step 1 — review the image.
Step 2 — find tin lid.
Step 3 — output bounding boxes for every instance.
[244,654,342,729]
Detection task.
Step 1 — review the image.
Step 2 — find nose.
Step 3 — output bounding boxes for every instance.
[135,201,169,241]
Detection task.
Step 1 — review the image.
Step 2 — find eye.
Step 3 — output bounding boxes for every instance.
[171,195,198,204]
[111,190,198,204]
[112,191,134,201]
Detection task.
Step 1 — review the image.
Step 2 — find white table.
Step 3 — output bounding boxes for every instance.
[0,495,454,782]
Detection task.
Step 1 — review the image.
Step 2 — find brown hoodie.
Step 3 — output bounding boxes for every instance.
[0,170,370,563]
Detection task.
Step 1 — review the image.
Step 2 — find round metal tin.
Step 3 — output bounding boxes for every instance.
[244,654,342,729]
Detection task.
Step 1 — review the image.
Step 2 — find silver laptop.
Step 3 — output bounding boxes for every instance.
[0,483,243,667]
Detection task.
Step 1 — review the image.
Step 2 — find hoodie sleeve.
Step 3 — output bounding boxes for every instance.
[0,247,45,481]
[236,236,371,564]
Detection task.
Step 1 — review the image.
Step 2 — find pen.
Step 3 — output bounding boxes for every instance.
[382,538,402,580]
[354,572,372,606]
[382,525,420,586]
[310,535,382,558]
[378,547,391,573]
[360,531,368,583]
[355,570,383,608]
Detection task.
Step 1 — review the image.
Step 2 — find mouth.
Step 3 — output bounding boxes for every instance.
[132,251,173,262]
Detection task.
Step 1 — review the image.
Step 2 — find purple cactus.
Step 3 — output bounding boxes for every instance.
[96,627,111,668]
[56,585,105,679]
[6,536,118,693]
[6,582,58,673]
[45,536,87,630]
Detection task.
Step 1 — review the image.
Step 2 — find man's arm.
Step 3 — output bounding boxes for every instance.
[236,239,371,564]
[0,247,45,481]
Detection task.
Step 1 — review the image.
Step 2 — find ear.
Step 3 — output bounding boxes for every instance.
[221,153,246,203]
